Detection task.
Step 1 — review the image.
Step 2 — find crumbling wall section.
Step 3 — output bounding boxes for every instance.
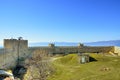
[114,46,120,56]
[78,46,114,53]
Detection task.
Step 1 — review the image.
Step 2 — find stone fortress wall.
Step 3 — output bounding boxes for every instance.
[29,44,115,55]
[0,38,120,69]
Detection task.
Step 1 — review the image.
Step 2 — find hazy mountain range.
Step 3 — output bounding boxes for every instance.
[85,40,120,46]
[0,40,120,48]
[29,40,120,47]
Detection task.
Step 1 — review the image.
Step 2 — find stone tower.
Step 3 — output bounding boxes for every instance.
[4,38,28,62]
[4,38,28,65]
[78,43,84,48]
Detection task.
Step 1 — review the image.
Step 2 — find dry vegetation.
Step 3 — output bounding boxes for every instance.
[23,50,53,80]
[15,52,120,80]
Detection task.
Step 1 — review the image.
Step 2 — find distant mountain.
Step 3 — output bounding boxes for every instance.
[1,40,120,47]
[29,42,78,47]
[29,40,120,47]
[84,40,120,46]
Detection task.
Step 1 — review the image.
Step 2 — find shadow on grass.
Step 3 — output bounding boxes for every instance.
[13,65,27,80]
[89,56,97,62]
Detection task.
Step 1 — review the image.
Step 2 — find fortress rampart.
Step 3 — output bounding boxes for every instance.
[29,46,115,55]
[0,39,120,69]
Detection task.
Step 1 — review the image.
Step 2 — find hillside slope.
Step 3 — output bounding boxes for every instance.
[47,54,120,80]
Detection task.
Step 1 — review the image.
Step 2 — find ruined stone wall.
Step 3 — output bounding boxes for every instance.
[54,46,78,53]
[114,46,120,56]
[78,46,114,53]
[53,46,114,53]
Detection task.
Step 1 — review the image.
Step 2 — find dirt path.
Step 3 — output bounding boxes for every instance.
[50,57,62,62]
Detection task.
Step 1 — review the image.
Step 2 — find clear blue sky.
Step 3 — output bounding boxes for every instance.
[0,0,120,45]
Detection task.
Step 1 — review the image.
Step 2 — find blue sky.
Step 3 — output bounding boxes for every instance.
[0,0,120,45]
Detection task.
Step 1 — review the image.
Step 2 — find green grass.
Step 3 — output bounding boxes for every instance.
[47,54,120,80]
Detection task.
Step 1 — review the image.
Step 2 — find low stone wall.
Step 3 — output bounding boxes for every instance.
[78,46,114,53]
[28,47,54,55]
[28,46,115,54]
